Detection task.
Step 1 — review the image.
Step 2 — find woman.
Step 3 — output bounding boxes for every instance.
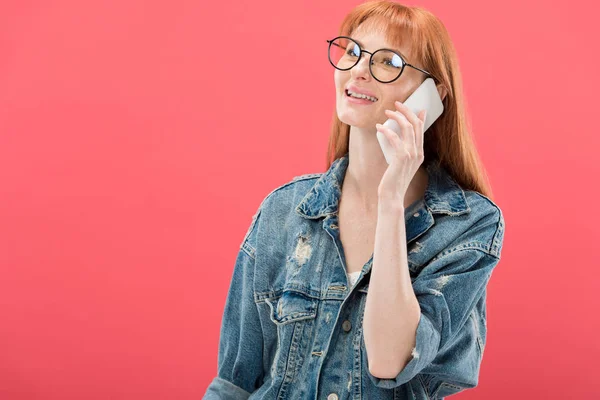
[204,1,505,399]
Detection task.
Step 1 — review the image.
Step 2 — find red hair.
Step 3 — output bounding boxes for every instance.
[326,0,495,199]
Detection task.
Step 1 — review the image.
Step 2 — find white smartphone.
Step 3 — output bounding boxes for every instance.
[376,77,444,164]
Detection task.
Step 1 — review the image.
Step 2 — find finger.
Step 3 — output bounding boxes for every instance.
[395,101,424,155]
[394,100,423,129]
[383,109,411,143]
[376,123,402,150]
[386,108,416,155]
[419,109,427,124]
[378,124,412,162]
[407,112,418,156]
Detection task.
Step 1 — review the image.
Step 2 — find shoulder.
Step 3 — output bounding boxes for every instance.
[457,190,505,258]
[251,172,323,211]
[241,172,323,252]
[292,172,323,181]
[259,172,323,211]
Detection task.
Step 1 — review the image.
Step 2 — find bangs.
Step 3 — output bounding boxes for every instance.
[341,8,425,65]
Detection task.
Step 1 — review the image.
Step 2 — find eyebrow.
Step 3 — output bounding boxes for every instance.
[353,38,408,60]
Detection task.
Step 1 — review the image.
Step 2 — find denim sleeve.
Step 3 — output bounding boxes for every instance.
[203,207,265,399]
[367,208,504,392]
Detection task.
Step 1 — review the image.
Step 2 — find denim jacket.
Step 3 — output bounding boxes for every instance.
[204,153,505,400]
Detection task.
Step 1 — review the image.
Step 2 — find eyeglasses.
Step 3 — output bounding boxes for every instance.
[326,35,437,84]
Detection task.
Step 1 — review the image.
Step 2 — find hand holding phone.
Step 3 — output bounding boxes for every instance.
[376,78,444,164]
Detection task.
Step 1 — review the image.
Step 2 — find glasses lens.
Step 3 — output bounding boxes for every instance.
[328,38,404,82]
[371,49,404,82]
[329,37,361,70]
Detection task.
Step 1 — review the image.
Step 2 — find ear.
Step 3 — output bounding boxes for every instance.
[436,83,448,102]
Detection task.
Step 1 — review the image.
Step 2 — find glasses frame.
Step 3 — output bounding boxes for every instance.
[326,35,437,84]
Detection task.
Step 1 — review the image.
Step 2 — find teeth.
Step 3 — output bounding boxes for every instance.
[347,90,377,102]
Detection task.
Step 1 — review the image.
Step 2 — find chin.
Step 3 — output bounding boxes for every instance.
[340,118,372,129]
[337,109,372,128]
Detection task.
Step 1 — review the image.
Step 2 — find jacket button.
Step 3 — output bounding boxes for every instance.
[342,320,352,332]
[327,394,338,400]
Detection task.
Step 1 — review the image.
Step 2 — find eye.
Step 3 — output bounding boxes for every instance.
[385,54,403,68]
[345,44,360,57]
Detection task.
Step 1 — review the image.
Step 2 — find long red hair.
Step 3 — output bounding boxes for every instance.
[326,0,494,199]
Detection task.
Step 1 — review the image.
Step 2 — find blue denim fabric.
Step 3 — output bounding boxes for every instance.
[204,153,505,400]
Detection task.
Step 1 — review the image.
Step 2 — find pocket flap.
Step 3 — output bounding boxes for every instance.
[267,290,318,325]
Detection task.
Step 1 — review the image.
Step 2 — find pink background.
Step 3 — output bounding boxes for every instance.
[1,0,598,398]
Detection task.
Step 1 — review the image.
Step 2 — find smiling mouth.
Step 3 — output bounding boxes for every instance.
[345,89,378,102]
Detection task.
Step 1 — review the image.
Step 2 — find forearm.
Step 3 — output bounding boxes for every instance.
[363,196,421,378]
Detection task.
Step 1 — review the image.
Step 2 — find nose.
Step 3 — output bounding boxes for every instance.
[351,54,372,80]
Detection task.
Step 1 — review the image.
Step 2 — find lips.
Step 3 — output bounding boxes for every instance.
[345,89,377,102]
[345,84,378,100]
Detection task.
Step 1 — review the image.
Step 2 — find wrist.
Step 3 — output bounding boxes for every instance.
[378,195,405,215]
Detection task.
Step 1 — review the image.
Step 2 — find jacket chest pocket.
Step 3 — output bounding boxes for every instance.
[265,290,318,395]
[268,290,318,324]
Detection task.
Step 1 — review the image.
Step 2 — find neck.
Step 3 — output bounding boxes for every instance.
[343,125,428,211]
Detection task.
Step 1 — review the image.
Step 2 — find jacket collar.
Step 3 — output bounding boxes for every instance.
[295,152,470,220]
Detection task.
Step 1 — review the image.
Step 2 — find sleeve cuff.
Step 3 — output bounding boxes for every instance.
[367,312,440,389]
[203,376,252,400]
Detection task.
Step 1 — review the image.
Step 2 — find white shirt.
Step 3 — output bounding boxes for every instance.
[347,271,361,287]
